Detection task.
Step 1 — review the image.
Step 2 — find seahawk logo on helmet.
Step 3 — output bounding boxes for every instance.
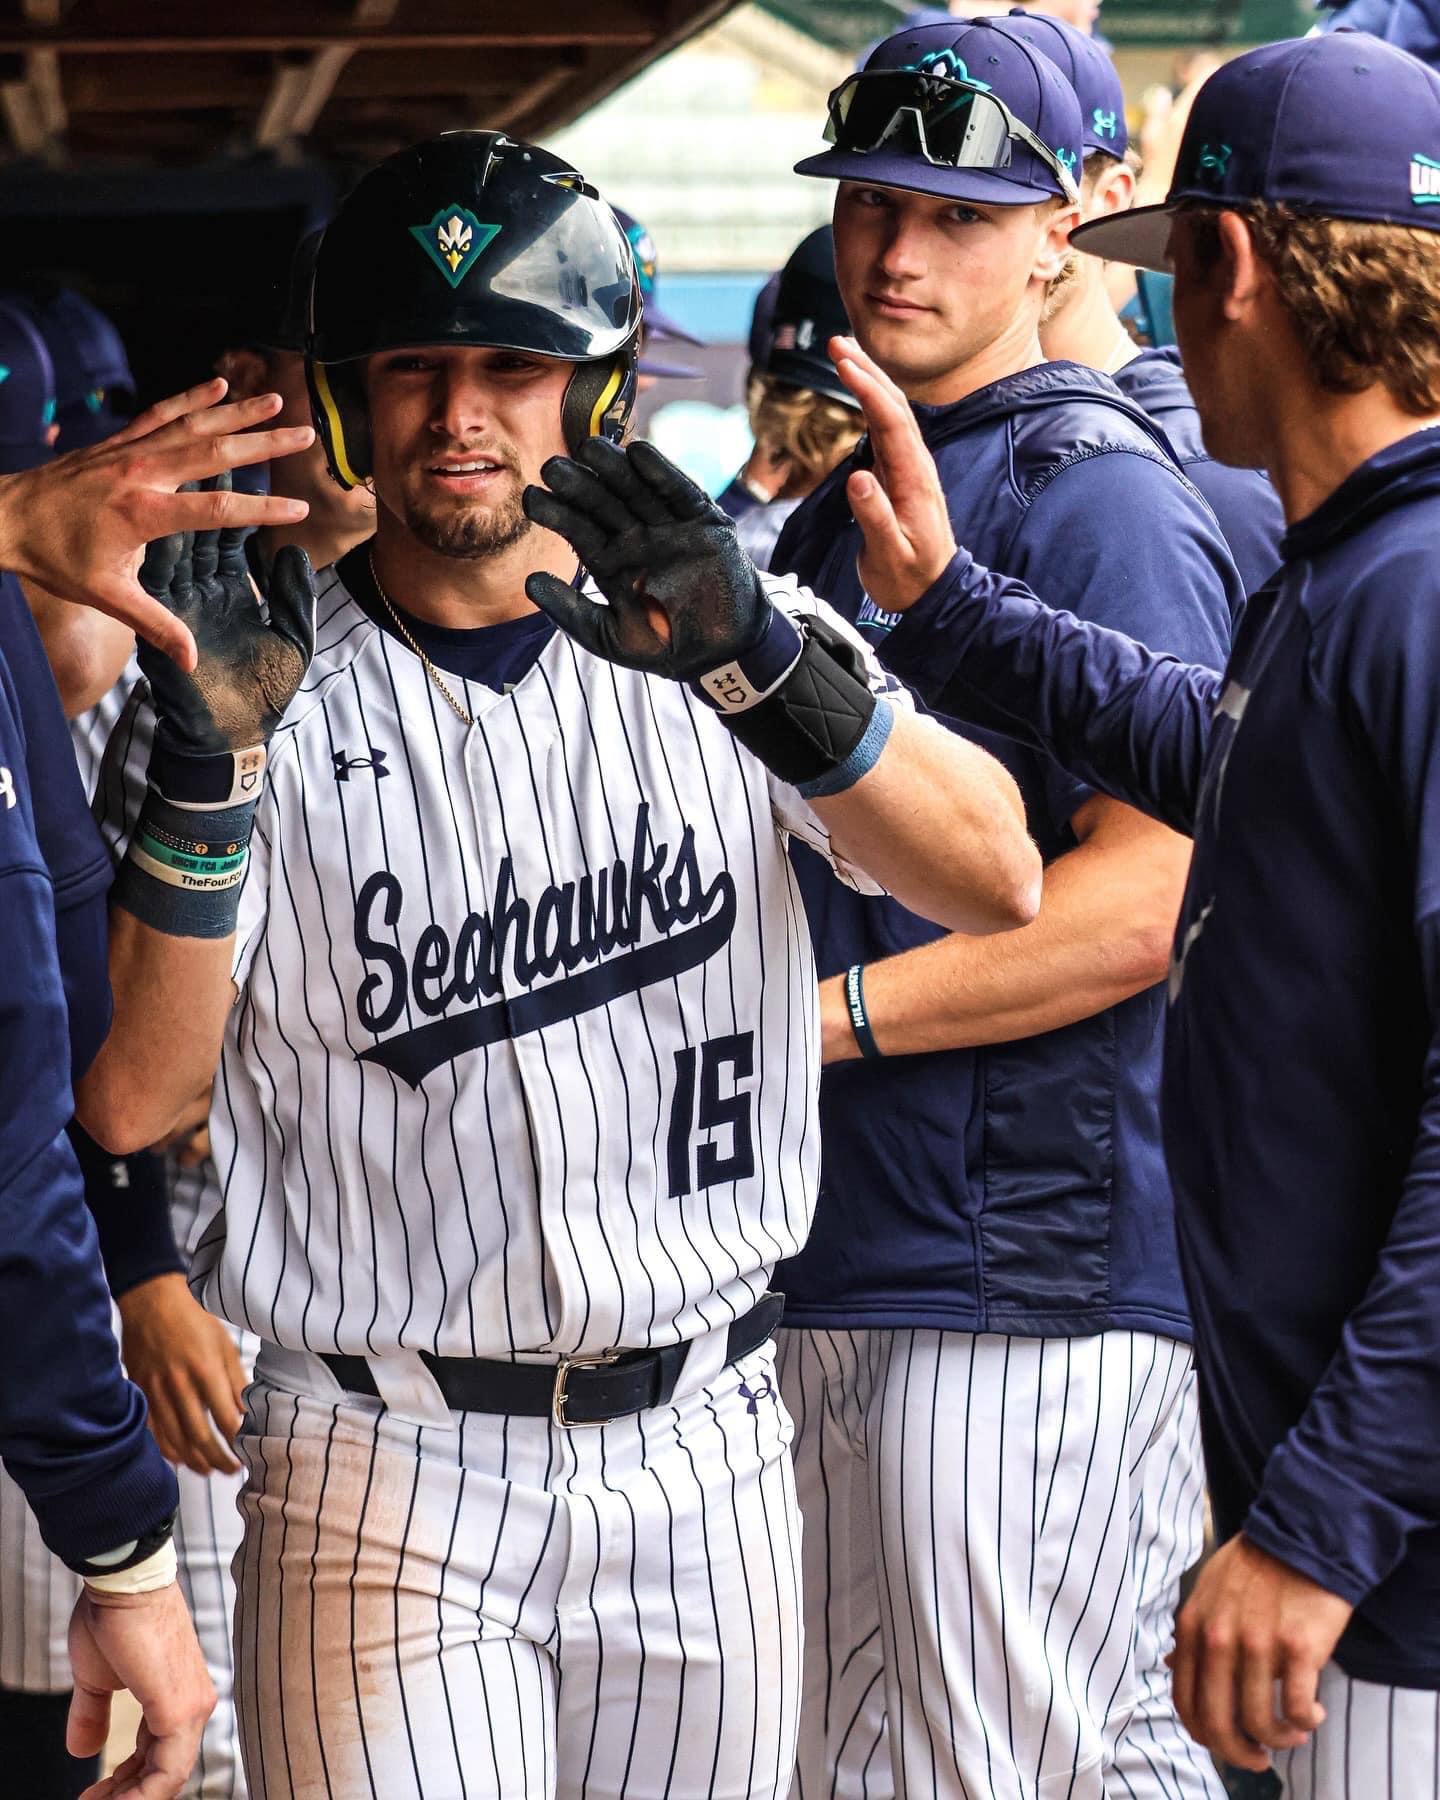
[410,204,500,287]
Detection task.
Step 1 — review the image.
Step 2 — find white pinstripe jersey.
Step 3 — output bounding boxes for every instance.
[96,563,907,1362]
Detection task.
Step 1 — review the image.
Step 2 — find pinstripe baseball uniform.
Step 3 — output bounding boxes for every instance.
[97,549,908,1800]
[775,1329,1214,1800]
[772,356,1239,1800]
[0,676,253,1796]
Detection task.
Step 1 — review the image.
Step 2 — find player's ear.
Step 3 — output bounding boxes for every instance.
[1035,199,1080,285]
[215,347,272,403]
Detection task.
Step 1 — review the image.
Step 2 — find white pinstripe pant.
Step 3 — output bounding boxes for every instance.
[233,1340,802,1800]
[1268,1666,1440,1796]
[776,1327,1222,1800]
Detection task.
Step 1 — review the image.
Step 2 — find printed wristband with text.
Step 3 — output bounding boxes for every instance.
[692,606,805,716]
[845,962,884,1060]
[113,792,257,938]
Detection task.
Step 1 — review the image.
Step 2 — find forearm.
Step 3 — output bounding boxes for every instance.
[24,580,135,719]
[883,552,1224,837]
[0,1131,178,1564]
[811,708,1039,934]
[76,908,234,1154]
[822,799,1189,1060]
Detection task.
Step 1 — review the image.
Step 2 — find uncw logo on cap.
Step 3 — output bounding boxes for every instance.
[410,204,500,288]
[1411,152,1440,204]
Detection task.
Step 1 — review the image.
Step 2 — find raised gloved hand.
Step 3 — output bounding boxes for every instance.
[137,478,315,760]
[116,482,318,940]
[521,437,774,681]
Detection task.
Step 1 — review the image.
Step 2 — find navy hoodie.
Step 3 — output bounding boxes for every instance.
[0,575,176,1565]
[1113,348,1287,598]
[771,361,1241,1338]
[874,429,1440,1689]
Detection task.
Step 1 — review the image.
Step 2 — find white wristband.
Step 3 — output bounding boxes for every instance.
[83,1539,178,1596]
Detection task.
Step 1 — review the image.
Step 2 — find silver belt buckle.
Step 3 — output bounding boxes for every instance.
[551,1349,621,1429]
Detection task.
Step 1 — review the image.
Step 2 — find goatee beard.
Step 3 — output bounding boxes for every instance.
[406,489,532,560]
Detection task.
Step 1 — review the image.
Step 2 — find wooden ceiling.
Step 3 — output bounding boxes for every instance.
[0,0,735,166]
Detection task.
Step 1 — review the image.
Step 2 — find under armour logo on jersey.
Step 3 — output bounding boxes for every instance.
[0,766,13,810]
[738,1375,775,1416]
[109,1160,130,1190]
[333,747,390,782]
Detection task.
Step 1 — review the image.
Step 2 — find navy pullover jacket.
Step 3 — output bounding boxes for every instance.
[771,361,1241,1338]
[1113,348,1287,599]
[0,575,176,1566]
[875,429,1440,1689]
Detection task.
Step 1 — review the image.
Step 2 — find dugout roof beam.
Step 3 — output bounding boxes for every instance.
[0,0,734,164]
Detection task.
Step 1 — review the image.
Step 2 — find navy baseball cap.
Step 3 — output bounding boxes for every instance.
[0,300,56,473]
[15,285,136,449]
[755,227,858,410]
[747,270,782,370]
[988,10,1127,159]
[796,18,1083,206]
[1074,31,1440,270]
[614,206,702,379]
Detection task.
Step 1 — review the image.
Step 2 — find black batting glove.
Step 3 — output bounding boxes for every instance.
[521,437,773,681]
[137,477,315,761]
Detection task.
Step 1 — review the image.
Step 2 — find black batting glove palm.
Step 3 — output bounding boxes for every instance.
[137,482,315,756]
[522,437,770,681]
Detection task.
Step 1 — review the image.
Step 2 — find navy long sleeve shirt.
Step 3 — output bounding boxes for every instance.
[879,429,1440,1688]
[0,574,176,1566]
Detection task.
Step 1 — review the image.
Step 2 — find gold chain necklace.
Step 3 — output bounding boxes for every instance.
[368,551,474,728]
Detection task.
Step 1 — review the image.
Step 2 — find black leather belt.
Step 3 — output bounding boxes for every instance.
[320,1292,784,1428]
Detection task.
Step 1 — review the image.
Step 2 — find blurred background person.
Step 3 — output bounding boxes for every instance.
[723,225,863,567]
[1001,8,1287,597]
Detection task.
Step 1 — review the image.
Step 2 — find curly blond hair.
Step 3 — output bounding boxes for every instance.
[1188,203,1440,414]
[747,373,864,490]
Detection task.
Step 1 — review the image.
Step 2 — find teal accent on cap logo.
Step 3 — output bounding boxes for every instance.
[42,399,55,425]
[0,366,9,385]
[409,205,501,289]
[1056,146,1077,173]
[1093,108,1118,139]
[1411,152,1440,204]
[913,49,992,92]
[1193,142,1232,184]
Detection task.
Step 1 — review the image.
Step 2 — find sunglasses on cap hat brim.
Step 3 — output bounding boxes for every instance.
[824,69,1079,204]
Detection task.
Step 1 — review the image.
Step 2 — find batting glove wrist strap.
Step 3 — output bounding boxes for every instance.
[719,612,887,795]
[114,790,257,939]
[691,606,805,714]
[149,730,268,811]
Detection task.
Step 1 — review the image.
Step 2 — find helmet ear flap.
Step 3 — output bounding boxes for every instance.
[561,341,638,454]
[306,359,371,490]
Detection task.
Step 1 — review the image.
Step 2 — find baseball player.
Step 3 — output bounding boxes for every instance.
[1000,8,1287,596]
[12,283,138,450]
[730,227,864,571]
[78,129,1039,1800]
[824,29,1440,1792]
[769,19,1243,1798]
[614,207,707,387]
